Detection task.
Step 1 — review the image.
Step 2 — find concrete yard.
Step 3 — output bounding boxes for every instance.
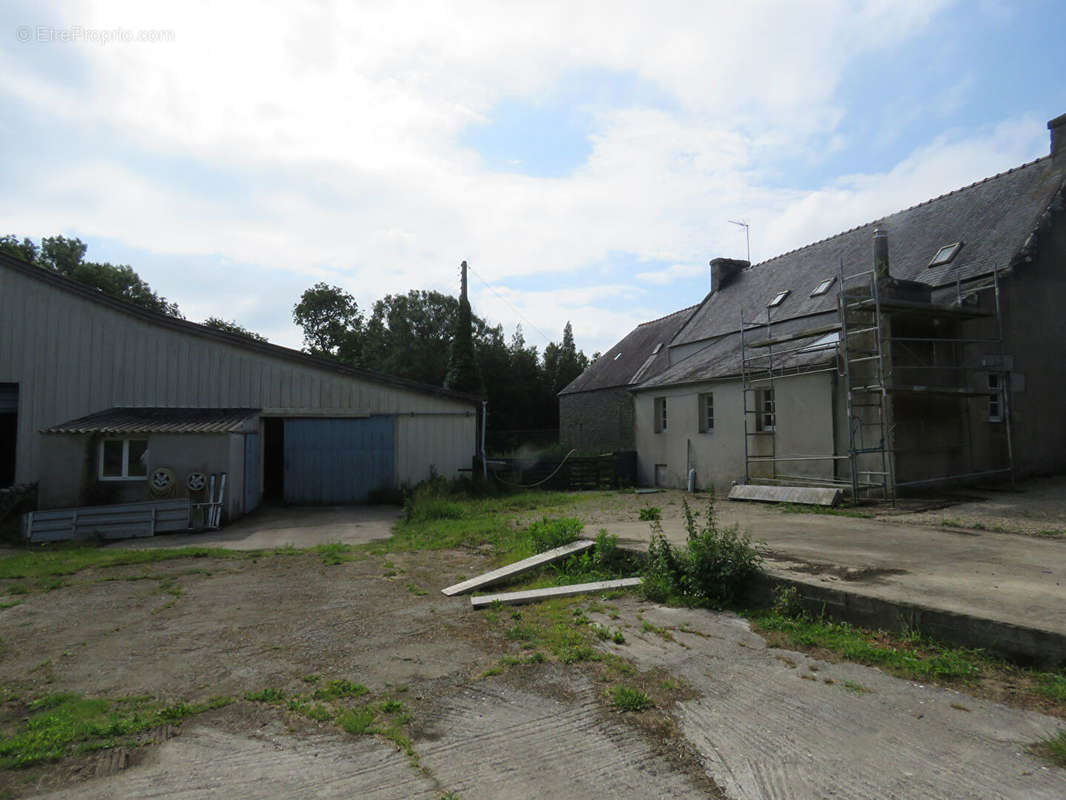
[1,486,1064,798]
[600,493,1066,662]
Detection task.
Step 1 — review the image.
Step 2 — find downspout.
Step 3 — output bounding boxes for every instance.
[481,400,488,480]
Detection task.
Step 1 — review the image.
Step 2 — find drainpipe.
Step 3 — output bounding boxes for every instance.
[481,400,488,480]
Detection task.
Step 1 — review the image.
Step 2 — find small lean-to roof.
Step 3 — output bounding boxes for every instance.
[559,305,698,395]
[45,407,261,435]
[0,252,480,406]
[673,154,1066,347]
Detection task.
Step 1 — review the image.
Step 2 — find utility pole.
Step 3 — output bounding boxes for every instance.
[729,220,750,264]
[460,259,468,300]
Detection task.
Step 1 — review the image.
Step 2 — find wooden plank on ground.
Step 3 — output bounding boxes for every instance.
[470,577,644,608]
[441,540,595,596]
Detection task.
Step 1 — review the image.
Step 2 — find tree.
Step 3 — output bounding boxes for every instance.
[203,317,268,342]
[444,262,484,395]
[1,234,181,317]
[292,283,363,363]
[361,290,464,385]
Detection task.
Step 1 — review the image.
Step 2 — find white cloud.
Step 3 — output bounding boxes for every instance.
[1,0,1052,359]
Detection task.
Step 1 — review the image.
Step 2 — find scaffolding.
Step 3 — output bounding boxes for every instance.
[740,265,1014,500]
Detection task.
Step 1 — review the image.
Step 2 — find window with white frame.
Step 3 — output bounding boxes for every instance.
[755,388,775,432]
[654,397,667,433]
[99,438,148,480]
[987,373,1003,423]
[699,393,714,434]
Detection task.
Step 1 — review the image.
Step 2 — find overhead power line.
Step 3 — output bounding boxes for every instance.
[465,262,554,346]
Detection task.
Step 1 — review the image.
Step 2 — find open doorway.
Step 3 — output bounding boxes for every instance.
[262,417,284,502]
[0,384,16,488]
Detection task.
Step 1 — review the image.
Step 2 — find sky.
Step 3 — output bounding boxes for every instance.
[1,0,1064,357]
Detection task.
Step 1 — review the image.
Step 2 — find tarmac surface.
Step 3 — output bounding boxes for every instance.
[603,500,1066,642]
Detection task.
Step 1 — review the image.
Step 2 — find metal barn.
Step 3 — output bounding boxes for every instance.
[0,253,479,524]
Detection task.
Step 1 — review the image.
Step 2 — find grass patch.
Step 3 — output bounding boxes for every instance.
[749,602,1066,717]
[244,688,286,703]
[337,707,375,734]
[750,611,983,682]
[638,507,662,521]
[0,692,232,768]
[776,503,874,519]
[610,686,652,712]
[1033,729,1066,767]
[315,542,357,566]
[312,679,370,701]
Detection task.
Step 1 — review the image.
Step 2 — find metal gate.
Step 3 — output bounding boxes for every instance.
[283,417,395,504]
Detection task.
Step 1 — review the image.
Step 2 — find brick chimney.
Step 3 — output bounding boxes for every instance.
[1048,113,1066,160]
[710,257,748,294]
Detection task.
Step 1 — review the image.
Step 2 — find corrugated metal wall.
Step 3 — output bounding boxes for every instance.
[0,265,477,489]
[283,417,394,504]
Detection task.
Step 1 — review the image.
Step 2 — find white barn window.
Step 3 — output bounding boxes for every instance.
[99,439,148,480]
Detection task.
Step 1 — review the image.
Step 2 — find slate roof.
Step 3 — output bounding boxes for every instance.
[673,154,1066,347]
[559,305,698,395]
[45,407,261,435]
[639,313,839,389]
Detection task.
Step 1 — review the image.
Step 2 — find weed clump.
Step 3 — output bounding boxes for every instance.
[642,498,761,609]
[526,517,582,552]
[638,506,662,521]
[610,685,652,712]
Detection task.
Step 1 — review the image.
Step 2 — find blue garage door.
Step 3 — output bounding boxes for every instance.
[283,417,395,504]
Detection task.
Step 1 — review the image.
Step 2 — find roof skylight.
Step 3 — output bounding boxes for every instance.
[929,241,963,268]
[810,277,835,297]
[613,352,623,360]
[767,290,790,308]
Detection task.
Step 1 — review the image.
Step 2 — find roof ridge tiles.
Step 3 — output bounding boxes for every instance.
[751,155,1052,270]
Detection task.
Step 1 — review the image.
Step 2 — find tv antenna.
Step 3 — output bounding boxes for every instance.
[729,219,750,264]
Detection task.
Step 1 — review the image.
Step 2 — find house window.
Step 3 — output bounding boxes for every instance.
[755,388,775,432]
[99,439,148,480]
[987,373,1003,423]
[810,277,835,297]
[929,241,963,268]
[654,397,667,433]
[768,290,790,308]
[699,393,714,434]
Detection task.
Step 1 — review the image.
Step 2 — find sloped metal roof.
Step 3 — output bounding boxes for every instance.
[559,305,698,395]
[44,407,260,434]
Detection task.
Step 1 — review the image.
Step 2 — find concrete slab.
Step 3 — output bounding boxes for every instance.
[728,484,842,506]
[588,598,1066,800]
[441,540,594,595]
[104,505,401,551]
[36,726,439,799]
[599,501,1066,664]
[417,667,714,799]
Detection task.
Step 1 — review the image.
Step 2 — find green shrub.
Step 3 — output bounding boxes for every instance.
[526,517,582,552]
[643,498,761,608]
[638,506,662,521]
